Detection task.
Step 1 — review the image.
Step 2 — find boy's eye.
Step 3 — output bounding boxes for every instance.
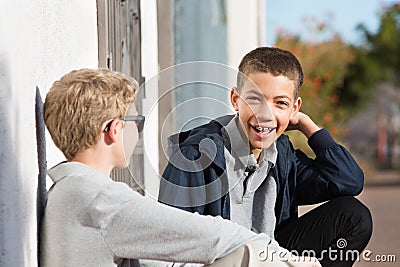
[277,101,289,107]
[246,96,261,102]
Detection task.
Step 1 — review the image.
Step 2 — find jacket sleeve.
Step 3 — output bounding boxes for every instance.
[158,145,207,214]
[294,128,364,205]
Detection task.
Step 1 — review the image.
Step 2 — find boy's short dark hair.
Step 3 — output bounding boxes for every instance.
[237,47,304,98]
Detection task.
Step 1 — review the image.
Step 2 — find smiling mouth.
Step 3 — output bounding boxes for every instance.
[250,124,276,135]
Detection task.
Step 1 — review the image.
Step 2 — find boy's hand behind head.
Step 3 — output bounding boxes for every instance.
[286,111,321,139]
[286,111,307,131]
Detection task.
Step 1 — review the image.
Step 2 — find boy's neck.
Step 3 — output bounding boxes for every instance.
[252,148,262,162]
[71,149,113,176]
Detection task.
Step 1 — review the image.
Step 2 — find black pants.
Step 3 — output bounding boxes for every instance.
[275,196,372,267]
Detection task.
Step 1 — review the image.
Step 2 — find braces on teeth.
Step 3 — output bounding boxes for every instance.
[256,126,272,132]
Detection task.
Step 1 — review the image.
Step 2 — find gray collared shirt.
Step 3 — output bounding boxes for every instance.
[222,115,278,238]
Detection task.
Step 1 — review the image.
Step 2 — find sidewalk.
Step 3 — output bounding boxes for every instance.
[354,185,399,266]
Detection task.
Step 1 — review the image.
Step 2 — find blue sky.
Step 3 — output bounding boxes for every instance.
[265,0,399,45]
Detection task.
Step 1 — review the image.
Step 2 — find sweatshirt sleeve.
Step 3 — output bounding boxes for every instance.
[79,181,284,264]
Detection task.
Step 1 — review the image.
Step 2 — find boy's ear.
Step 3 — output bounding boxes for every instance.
[293,97,302,113]
[104,119,123,143]
[230,87,240,111]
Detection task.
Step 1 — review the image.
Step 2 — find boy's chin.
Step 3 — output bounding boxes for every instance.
[252,140,274,150]
[261,143,275,150]
[251,138,275,150]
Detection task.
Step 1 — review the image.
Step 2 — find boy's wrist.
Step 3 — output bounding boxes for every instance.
[308,128,336,153]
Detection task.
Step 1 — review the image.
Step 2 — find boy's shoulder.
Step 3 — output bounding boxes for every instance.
[276,133,294,155]
[166,115,234,167]
[168,115,234,146]
[277,133,290,144]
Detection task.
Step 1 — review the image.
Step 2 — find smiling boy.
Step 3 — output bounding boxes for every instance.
[159,47,372,266]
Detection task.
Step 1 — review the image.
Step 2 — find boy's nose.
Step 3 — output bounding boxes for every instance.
[254,101,274,122]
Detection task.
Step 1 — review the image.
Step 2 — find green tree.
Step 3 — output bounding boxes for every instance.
[339,3,400,112]
[363,3,400,83]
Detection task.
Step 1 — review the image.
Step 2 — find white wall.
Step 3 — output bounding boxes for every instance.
[0,0,98,265]
[140,0,160,199]
[227,0,266,69]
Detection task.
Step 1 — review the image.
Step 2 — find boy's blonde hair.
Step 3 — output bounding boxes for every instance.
[44,68,138,160]
[237,47,304,99]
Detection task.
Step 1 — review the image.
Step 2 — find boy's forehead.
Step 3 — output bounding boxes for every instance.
[240,72,296,98]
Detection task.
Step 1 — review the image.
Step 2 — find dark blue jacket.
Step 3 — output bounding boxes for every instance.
[159,115,364,231]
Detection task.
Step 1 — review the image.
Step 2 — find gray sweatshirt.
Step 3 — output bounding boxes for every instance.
[40,162,285,266]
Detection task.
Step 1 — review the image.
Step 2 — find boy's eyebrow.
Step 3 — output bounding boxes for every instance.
[244,89,294,102]
[274,95,293,102]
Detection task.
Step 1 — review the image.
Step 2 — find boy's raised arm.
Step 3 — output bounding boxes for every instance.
[285,112,364,204]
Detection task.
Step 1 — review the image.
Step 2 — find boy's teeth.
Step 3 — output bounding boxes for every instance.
[256,126,271,132]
